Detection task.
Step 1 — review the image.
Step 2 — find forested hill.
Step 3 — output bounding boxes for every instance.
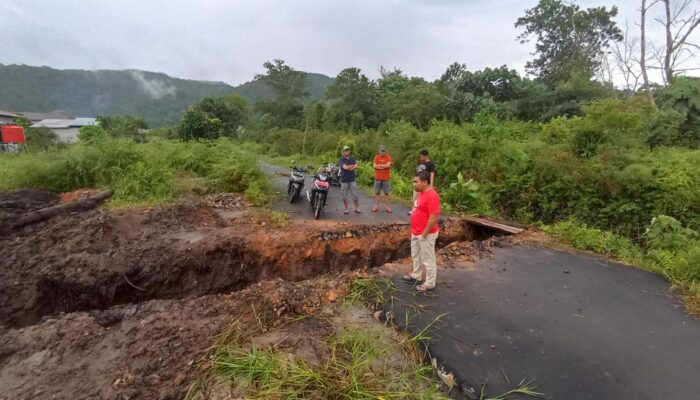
[0,64,334,126]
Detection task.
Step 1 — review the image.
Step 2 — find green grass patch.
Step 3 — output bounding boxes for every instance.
[206,321,448,400]
[0,137,274,207]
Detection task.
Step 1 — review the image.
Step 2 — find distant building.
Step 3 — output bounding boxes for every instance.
[31,118,98,144]
[18,110,76,124]
[0,110,23,125]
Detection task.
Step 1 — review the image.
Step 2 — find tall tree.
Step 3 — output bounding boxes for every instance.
[456,66,523,102]
[658,0,700,83]
[193,94,251,135]
[613,21,643,93]
[255,59,308,128]
[641,0,657,105]
[516,0,623,86]
[439,62,468,89]
[255,59,308,101]
[325,67,378,130]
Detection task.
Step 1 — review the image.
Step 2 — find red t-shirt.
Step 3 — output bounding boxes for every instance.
[410,189,440,236]
[373,154,392,181]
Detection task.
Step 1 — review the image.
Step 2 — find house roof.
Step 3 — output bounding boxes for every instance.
[0,110,23,119]
[32,118,97,129]
[18,111,76,122]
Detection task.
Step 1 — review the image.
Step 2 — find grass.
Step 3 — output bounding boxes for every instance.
[0,137,275,208]
[187,277,453,400]
[206,324,449,400]
[345,277,395,309]
[478,377,546,400]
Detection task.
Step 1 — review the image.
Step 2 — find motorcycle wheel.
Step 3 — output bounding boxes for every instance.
[314,194,324,220]
[288,184,296,203]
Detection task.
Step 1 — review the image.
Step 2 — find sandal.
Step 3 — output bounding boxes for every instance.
[354,209,362,214]
[372,207,379,212]
[415,284,435,292]
[343,210,350,215]
[386,208,393,213]
[402,275,422,284]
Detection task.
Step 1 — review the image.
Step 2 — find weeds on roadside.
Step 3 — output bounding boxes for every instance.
[478,376,546,400]
[187,278,451,400]
[0,137,274,207]
[345,277,395,309]
[207,323,448,399]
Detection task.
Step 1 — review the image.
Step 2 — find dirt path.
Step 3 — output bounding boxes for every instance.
[380,244,700,400]
[263,163,412,223]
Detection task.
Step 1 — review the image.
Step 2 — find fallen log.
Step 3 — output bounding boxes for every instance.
[10,190,113,229]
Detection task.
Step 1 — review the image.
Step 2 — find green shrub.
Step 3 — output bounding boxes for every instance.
[0,137,273,207]
[78,125,108,143]
[178,108,223,141]
[111,161,174,203]
[442,172,491,214]
[644,215,698,253]
[645,108,685,149]
[24,127,64,151]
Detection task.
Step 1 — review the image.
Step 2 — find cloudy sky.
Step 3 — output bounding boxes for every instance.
[1,0,697,85]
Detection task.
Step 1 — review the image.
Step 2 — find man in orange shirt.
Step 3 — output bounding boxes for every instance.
[372,145,393,213]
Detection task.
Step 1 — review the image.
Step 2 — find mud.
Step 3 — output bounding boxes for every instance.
[0,273,363,400]
[0,200,474,328]
[0,188,59,229]
[0,193,497,400]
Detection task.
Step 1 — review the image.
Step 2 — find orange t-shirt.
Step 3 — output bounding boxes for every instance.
[373,154,392,181]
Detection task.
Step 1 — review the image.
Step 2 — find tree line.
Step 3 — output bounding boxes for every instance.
[176,0,700,149]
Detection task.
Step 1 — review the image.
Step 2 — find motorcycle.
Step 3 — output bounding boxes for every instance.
[287,166,307,203]
[327,163,341,187]
[307,167,331,220]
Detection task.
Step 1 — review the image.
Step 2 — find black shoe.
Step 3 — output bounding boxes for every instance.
[402,275,422,284]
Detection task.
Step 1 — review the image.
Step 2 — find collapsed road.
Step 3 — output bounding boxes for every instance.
[1,187,697,400]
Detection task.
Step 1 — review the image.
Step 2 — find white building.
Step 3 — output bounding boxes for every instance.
[31,118,97,144]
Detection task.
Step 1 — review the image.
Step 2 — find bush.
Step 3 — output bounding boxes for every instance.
[78,125,108,143]
[645,108,685,148]
[442,172,492,214]
[178,108,223,141]
[644,215,698,253]
[0,137,273,206]
[111,161,174,203]
[24,127,64,151]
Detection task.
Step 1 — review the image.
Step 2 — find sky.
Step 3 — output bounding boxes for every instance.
[1,0,697,86]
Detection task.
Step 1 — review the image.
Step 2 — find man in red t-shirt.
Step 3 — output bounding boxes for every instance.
[403,170,441,292]
[372,145,393,213]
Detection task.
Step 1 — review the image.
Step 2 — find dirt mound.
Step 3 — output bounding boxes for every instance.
[0,188,58,228]
[0,190,507,400]
[0,272,361,400]
[0,201,475,328]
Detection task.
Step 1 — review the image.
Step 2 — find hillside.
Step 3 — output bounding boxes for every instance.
[0,64,334,126]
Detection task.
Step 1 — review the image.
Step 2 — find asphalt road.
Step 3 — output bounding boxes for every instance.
[384,245,700,400]
[263,163,411,224]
